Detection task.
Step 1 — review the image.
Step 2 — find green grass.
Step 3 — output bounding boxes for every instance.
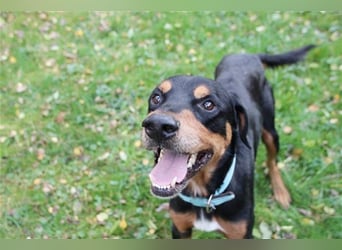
[0,11,341,239]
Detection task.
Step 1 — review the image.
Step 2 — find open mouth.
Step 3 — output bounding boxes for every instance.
[149,148,213,198]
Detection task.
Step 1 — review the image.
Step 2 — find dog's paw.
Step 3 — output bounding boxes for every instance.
[274,186,291,209]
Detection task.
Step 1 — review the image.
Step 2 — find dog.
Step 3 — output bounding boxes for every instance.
[141,45,315,239]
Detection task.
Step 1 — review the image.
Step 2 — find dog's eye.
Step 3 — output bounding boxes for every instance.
[202,100,216,111]
[151,94,161,105]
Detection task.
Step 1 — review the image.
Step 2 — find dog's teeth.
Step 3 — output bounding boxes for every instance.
[153,183,171,190]
[157,148,164,163]
[171,177,177,188]
[187,153,197,168]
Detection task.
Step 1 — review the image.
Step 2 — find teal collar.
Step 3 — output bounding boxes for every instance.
[178,154,236,213]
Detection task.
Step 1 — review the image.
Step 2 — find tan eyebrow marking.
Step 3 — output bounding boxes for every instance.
[193,85,210,99]
[158,80,172,93]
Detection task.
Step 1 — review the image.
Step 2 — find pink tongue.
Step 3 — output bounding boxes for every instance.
[149,150,189,187]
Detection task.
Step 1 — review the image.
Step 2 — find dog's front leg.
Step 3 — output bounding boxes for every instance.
[169,209,195,239]
[172,223,193,239]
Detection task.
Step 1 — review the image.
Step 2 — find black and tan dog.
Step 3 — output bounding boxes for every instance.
[141,45,315,239]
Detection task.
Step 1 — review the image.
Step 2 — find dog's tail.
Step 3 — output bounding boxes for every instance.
[258,44,316,68]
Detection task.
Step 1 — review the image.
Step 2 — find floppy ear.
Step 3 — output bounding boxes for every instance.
[234,103,250,148]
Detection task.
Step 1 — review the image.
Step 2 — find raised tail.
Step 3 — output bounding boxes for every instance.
[258,44,316,68]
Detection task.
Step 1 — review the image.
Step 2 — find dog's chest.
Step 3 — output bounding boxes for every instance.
[193,211,225,233]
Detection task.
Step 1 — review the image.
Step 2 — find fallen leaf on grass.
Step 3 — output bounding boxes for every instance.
[259,221,272,239]
[188,48,196,55]
[86,216,97,226]
[37,148,45,161]
[55,112,67,124]
[42,182,54,194]
[63,51,77,60]
[8,55,17,64]
[164,23,173,30]
[110,120,118,129]
[256,26,266,32]
[330,189,339,197]
[147,220,157,235]
[311,203,325,212]
[298,208,312,217]
[73,200,83,215]
[45,58,56,67]
[96,212,109,224]
[16,83,27,93]
[301,218,315,226]
[148,228,156,235]
[282,232,297,239]
[329,118,338,124]
[323,206,335,215]
[280,225,294,232]
[51,136,58,143]
[307,104,319,112]
[16,109,25,119]
[75,29,84,37]
[39,12,48,20]
[332,94,340,104]
[59,178,67,184]
[290,148,304,158]
[324,157,333,165]
[98,19,110,32]
[41,104,51,117]
[304,77,312,85]
[73,146,84,157]
[311,188,320,198]
[283,126,293,134]
[303,139,316,147]
[47,91,60,103]
[48,205,59,215]
[156,202,169,212]
[134,140,141,148]
[33,178,42,186]
[70,186,79,196]
[129,174,136,182]
[119,151,127,161]
[249,14,257,21]
[142,159,149,166]
[309,63,319,68]
[119,217,127,230]
[9,130,17,138]
[66,215,79,224]
[98,152,110,161]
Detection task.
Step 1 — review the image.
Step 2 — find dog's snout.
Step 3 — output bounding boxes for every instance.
[142,114,179,141]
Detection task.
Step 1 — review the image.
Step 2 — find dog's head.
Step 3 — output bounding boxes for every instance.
[142,75,248,198]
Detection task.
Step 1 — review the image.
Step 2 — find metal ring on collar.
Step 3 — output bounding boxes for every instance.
[206,194,215,213]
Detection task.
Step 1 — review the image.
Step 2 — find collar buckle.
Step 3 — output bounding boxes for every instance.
[206,194,215,213]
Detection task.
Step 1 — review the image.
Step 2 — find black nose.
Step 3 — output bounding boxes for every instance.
[142,114,179,142]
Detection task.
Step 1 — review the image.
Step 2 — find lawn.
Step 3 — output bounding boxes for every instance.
[0,11,341,239]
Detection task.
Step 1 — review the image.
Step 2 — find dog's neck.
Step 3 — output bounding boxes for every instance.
[206,132,237,195]
[178,148,237,212]
[183,130,237,197]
